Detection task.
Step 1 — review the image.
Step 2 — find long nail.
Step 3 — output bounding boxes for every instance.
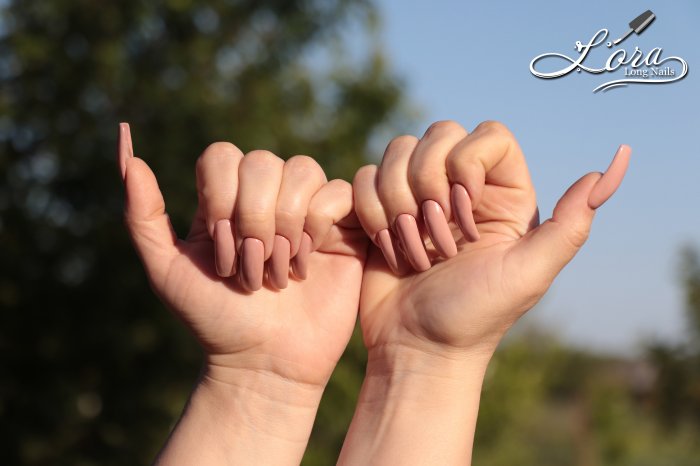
[118,122,134,181]
[214,219,236,277]
[269,235,290,289]
[291,232,312,280]
[375,229,410,275]
[588,144,632,209]
[240,237,264,291]
[451,184,480,242]
[394,214,431,272]
[421,200,458,258]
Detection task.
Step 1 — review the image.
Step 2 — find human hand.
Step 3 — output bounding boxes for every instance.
[339,120,630,465]
[118,123,368,465]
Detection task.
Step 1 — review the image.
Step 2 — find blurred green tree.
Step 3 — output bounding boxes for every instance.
[0,1,410,464]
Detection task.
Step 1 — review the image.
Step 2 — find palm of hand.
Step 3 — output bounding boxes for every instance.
[360,184,540,355]
[151,225,367,386]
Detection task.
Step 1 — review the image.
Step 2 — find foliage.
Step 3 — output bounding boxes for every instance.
[0,1,406,464]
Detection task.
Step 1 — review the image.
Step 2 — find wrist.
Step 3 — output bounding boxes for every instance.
[155,362,324,466]
[338,343,492,466]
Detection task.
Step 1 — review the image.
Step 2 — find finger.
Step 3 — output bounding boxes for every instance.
[267,155,326,289]
[196,142,244,277]
[407,121,466,257]
[236,150,284,291]
[353,165,409,275]
[119,124,179,289]
[508,145,631,288]
[376,135,432,271]
[446,121,535,240]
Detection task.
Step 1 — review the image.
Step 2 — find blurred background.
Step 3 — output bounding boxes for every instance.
[1,0,699,464]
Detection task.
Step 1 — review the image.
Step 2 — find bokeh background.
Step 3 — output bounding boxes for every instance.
[2,0,699,464]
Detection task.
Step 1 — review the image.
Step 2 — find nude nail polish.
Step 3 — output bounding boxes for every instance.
[214,219,236,277]
[588,144,632,209]
[291,232,312,280]
[269,234,290,289]
[240,237,264,291]
[394,214,431,272]
[118,122,134,181]
[451,184,480,242]
[375,229,401,274]
[421,200,458,258]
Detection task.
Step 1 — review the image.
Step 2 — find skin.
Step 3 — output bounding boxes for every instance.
[120,118,630,465]
[118,123,369,465]
[339,120,631,465]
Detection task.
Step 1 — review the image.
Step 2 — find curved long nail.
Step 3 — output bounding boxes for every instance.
[214,219,236,277]
[269,235,290,289]
[118,122,134,181]
[451,184,480,242]
[394,214,431,272]
[422,200,458,258]
[291,232,312,280]
[375,229,410,275]
[240,237,264,291]
[588,144,632,209]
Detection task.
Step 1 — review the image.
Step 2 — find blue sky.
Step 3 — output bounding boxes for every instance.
[366,0,700,354]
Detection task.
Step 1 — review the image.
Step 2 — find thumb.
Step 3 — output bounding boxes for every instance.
[509,144,631,284]
[119,123,179,286]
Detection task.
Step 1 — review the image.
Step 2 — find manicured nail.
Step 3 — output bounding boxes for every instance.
[118,122,134,181]
[451,184,480,242]
[375,229,410,275]
[588,144,632,209]
[291,232,312,280]
[240,237,264,291]
[394,214,431,272]
[214,219,236,277]
[421,200,458,258]
[269,234,290,289]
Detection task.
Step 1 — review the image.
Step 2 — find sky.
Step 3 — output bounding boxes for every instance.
[363,0,700,354]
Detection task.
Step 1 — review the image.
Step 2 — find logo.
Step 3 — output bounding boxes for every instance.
[530,10,688,93]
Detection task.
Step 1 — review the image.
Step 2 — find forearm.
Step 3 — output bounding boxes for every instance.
[155,363,324,466]
[338,344,491,466]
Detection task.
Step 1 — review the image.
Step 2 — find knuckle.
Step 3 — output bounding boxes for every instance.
[196,141,243,168]
[476,120,512,139]
[242,149,283,168]
[285,155,325,181]
[353,164,378,186]
[385,134,418,155]
[423,120,466,139]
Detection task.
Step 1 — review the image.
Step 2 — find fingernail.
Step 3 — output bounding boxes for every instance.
[291,232,312,280]
[376,229,403,274]
[588,144,632,209]
[214,219,236,277]
[421,200,458,258]
[240,237,264,291]
[394,214,431,272]
[118,122,134,181]
[269,235,290,289]
[451,184,480,242]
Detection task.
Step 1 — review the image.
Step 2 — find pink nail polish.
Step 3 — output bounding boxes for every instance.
[118,122,134,181]
[269,235,290,289]
[291,232,312,280]
[394,214,431,272]
[450,184,480,242]
[422,200,458,258]
[375,229,400,274]
[240,237,264,291]
[588,144,632,209]
[214,219,236,277]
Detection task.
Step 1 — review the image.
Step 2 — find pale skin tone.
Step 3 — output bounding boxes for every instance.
[119,120,630,465]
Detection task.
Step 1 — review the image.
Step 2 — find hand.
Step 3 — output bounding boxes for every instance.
[339,120,630,465]
[118,123,368,465]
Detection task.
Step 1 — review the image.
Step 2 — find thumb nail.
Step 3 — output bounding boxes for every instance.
[588,144,632,209]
